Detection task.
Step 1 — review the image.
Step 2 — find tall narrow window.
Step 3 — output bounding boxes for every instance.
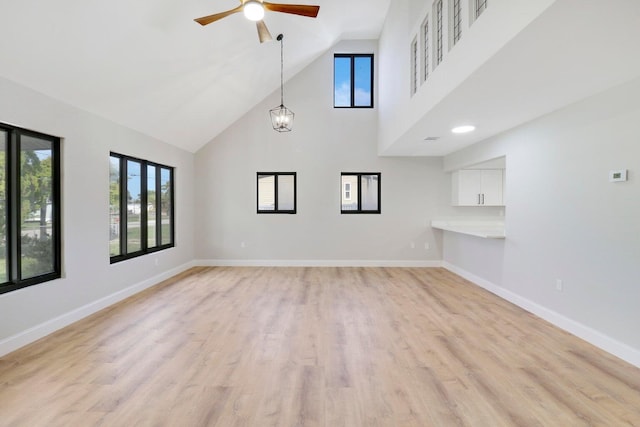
[452,0,462,46]
[434,0,444,67]
[257,172,297,214]
[126,159,142,254]
[110,153,174,263]
[341,173,381,214]
[334,54,374,108]
[476,0,488,19]
[0,130,7,284]
[109,157,120,257]
[0,123,61,295]
[410,37,418,96]
[421,15,430,82]
[19,134,60,282]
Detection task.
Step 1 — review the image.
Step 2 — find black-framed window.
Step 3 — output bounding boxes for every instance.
[257,172,296,214]
[110,153,174,263]
[334,54,374,108]
[0,123,61,295]
[341,173,381,214]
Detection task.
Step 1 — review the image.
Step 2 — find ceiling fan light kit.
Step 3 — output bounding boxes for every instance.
[194,1,320,43]
[243,1,265,21]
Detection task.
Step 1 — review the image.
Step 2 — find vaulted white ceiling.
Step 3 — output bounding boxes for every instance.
[4,1,640,157]
[0,0,390,152]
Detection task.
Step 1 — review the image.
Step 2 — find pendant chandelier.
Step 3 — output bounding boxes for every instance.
[270,34,294,132]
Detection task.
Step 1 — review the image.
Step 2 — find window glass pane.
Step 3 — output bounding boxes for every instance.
[334,56,352,107]
[354,56,372,107]
[160,168,172,246]
[361,174,379,211]
[277,175,295,211]
[126,160,142,253]
[20,135,54,279]
[258,175,275,211]
[109,156,120,256]
[341,175,359,211]
[0,131,6,282]
[147,165,158,248]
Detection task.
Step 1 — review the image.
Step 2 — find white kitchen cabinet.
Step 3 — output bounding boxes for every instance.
[452,169,504,206]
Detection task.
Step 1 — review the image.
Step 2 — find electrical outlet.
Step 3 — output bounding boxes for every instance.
[410,242,415,249]
[424,242,430,250]
[555,279,563,292]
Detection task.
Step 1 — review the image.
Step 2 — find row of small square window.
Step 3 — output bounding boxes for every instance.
[257,172,381,214]
[411,0,488,95]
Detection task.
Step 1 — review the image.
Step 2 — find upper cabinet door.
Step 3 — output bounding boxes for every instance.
[480,169,504,206]
[452,169,504,206]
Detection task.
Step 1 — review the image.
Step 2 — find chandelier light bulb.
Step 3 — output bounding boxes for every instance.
[243,1,265,21]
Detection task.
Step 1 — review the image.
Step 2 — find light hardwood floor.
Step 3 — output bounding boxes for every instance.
[1,267,639,426]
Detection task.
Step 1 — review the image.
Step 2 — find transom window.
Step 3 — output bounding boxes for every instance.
[476,0,488,18]
[410,37,418,96]
[452,0,462,45]
[110,153,174,263]
[421,15,430,82]
[434,0,444,67]
[334,54,374,108]
[341,173,381,214]
[0,123,61,295]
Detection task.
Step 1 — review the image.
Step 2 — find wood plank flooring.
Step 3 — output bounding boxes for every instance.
[1,267,639,426]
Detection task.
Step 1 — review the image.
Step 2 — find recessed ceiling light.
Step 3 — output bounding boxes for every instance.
[451,125,476,134]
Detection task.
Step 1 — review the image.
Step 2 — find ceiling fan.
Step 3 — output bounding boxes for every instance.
[194,1,320,43]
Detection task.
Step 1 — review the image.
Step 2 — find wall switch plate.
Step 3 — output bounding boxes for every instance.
[609,169,628,182]
[556,279,563,292]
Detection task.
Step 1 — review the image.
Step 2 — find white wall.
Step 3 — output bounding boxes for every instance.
[0,77,195,354]
[194,40,446,265]
[442,77,640,366]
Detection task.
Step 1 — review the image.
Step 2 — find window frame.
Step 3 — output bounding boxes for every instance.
[333,53,375,109]
[110,152,175,264]
[476,0,488,19]
[256,172,297,214]
[340,172,381,215]
[433,0,444,68]
[410,36,419,96]
[421,15,430,83]
[0,122,62,295]
[451,0,463,46]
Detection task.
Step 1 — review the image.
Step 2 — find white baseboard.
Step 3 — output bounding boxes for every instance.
[195,259,443,268]
[0,261,197,358]
[442,261,640,369]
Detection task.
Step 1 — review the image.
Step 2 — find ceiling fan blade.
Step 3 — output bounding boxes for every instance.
[263,2,320,18]
[256,20,273,43]
[194,4,244,26]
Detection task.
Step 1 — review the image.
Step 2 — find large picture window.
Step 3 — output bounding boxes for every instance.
[341,173,381,214]
[257,172,296,214]
[334,54,374,108]
[0,123,61,295]
[110,153,174,263]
